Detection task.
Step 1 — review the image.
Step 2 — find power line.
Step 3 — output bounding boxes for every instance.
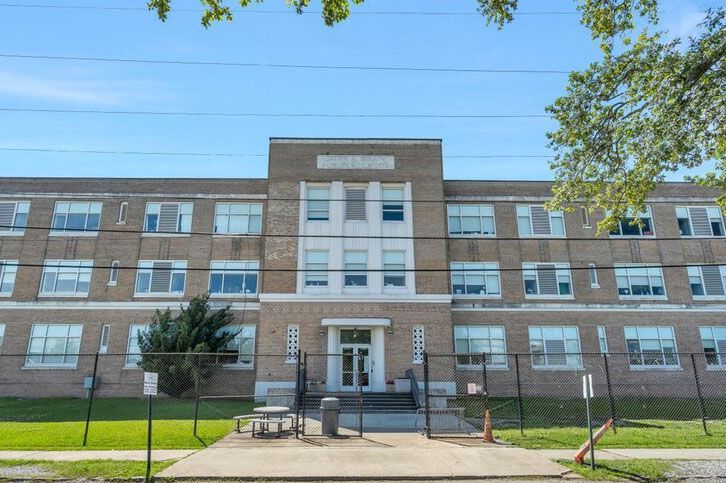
[0,107,551,119]
[0,53,572,75]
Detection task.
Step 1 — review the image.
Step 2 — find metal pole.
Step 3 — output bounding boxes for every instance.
[193,354,201,437]
[423,351,431,438]
[358,353,364,437]
[82,352,100,446]
[482,353,489,410]
[301,352,308,436]
[145,394,152,483]
[690,353,709,435]
[294,349,302,439]
[602,353,617,433]
[586,380,595,470]
[514,354,524,435]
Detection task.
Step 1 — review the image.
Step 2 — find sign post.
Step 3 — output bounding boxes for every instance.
[582,374,595,470]
[143,372,158,483]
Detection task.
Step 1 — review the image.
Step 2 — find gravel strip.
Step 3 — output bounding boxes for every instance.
[669,460,726,480]
[0,465,54,478]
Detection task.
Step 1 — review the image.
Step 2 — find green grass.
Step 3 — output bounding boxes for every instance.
[0,459,175,479]
[558,459,674,482]
[0,397,256,450]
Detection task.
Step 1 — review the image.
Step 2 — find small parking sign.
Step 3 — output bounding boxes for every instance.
[143,372,158,396]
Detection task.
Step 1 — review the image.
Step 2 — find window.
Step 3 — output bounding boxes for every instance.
[307,187,330,221]
[25,324,82,368]
[454,326,507,367]
[345,187,366,221]
[625,326,679,368]
[144,202,193,233]
[450,262,500,296]
[305,251,329,287]
[117,202,128,224]
[597,326,608,353]
[383,251,406,288]
[523,263,572,297]
[0,324,5,353]
[615,265,666,298]
[0,201,30,234]
[609,207,655,237]
[382,187,404,221]
[214,203,262,234]
[688,266,726,298]
[51,202,101,234]
[286,325,300,364]
[125,324,148,367]
[209,261,259,295]
[581,206,591,227]
[0,260,18,295]
[700,326,726,367]
[447,204,495,236]
[135,261,187,295]
[98,325,110,354]
[676,207,724,237]
[40,260,93,296]
[217,325,256,368]
[108,261,119,286]
[529,326,582,368]
[517,205,565,237]
[412,325,425,364]
[588,264,599,288]
[344,251,367,287]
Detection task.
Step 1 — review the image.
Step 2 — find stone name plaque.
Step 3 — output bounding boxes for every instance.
[317,155,395,170]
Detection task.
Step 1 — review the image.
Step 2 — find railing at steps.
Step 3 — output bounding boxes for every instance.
[405,368,422,408]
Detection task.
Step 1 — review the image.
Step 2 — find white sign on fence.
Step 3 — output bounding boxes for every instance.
[467,383,478,395]
[143,372,158,396]
[582,374,594,399]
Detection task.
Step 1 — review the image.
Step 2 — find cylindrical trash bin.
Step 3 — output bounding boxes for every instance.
[320,397,341,436]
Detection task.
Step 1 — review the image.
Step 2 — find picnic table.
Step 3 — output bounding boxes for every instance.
[250,405,290,437]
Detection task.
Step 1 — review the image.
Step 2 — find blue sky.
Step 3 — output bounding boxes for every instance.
[0,0,718,179]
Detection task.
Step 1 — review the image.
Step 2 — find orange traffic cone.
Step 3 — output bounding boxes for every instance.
[483,409,494,443]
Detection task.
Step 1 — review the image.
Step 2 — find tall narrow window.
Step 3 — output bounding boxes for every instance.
[0,260,18,295]
[597,326,608,353]
[99,325,111,354]
[307,187,330,221]
[108,261,120,286]
[305,251,329,287]
[125,324,149,367]
[581,206,591,227]
[0,201,30,234]
[383,251,406,288]
[0,324,5,353]
[382,187,404,221]
[344,251,367,287]
[517,205,565,237]
[588,264,599,288]
[117,202,128,224]
[345,187,367,221]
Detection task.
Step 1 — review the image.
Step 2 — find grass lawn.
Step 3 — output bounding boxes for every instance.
[0,459,176,479]
[558,459,674,482]
[0,397,255,450]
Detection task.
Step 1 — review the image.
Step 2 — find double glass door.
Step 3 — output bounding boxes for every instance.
[340,329,371,391]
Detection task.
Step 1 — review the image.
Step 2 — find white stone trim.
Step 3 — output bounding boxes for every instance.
[261,293,451,304]
[0,301,260,311]
[452,303,726,313]
[322,318,391,327]
[270,138,441,145]
[0,193,267,200]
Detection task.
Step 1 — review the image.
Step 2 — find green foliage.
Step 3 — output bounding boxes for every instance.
[558,459,674,482]
[137,294,236,397]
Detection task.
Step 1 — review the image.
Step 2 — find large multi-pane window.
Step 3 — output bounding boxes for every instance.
[700,327,726,367]
[209,261,259,295]
[688,266,726,298]
[454,326,507,367]
[0,201,30,234]
[39,260,93,296]
[382,187,404,221]
[305,251,329,287]
[307,187,330,221]
[0,260,18,295]
[144,202,193,233]
[25,324,82,368]
[344,251,368,287]
[125,324,149,367]
[609,207,655,237]
[51,202,101,234]
[135,261,187,295]
[217,325,256,368]
[625,326,679,368]
[383,251,406,288]
[529,326,582,368]
[447,204,495,236]
[517,205,565,237]
[615,265,666,298]
[214,203,262,234]
[676,206,724,237]
[450,262,500,296]
[522,263,572,297]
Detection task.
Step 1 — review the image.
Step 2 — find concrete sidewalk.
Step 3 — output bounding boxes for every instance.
[536,448,726,461]
[0,450,196,461]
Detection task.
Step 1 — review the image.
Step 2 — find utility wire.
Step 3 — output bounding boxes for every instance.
[0,107,551,119]
[0,53,572,75]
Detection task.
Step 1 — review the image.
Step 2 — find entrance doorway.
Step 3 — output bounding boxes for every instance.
[340,329,371,392]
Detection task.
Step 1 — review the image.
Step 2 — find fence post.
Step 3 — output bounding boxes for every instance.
[514,354,524,435]
[602,353,617,433]
[301,352,308,436]
[358,353,364,437]
[482,353,489,411]
[294,349,302,439]
[193,354,201,437]
[82,352,100,446]
[690,353,709,435]
[423,351,431,438]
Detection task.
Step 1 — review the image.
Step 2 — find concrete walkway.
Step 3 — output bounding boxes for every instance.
[536,448,726,461]
[0,450,196,461]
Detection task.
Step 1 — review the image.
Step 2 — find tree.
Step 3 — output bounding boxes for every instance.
[137,294,237,397]
[148,0,725,230]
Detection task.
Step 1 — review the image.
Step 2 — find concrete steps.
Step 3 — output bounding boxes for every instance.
[302,392,418,413]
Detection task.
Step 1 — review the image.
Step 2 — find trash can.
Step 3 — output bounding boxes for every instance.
[320,397,340,435]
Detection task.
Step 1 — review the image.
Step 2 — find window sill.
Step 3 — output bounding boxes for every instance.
[618,295,668,301]
[0,232,25,237]
[628,365,682,371]
[38,293,90,298]
[693,296,726,301]
[208,293,258,299]
[680,235,725,239]
[706,365,726,372]
[448,234,497,239]
[532,365,584,371]
[609,235,657,240]
[456,364,508,371]
[383,287,408,293]
[0,293,12,298]
[222,364,255,370]
[141,233,191,238]
[303,287,330,294]
[48,231,99,237]
[519,235,566,239]
[525,295,575,300]
[107,282,118,287]
[590,284,600,289]
[134,293,185,298]
[212,233,261,238]
[452,294,501,299]
[23,364,78,370]
[343,287,369,293]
